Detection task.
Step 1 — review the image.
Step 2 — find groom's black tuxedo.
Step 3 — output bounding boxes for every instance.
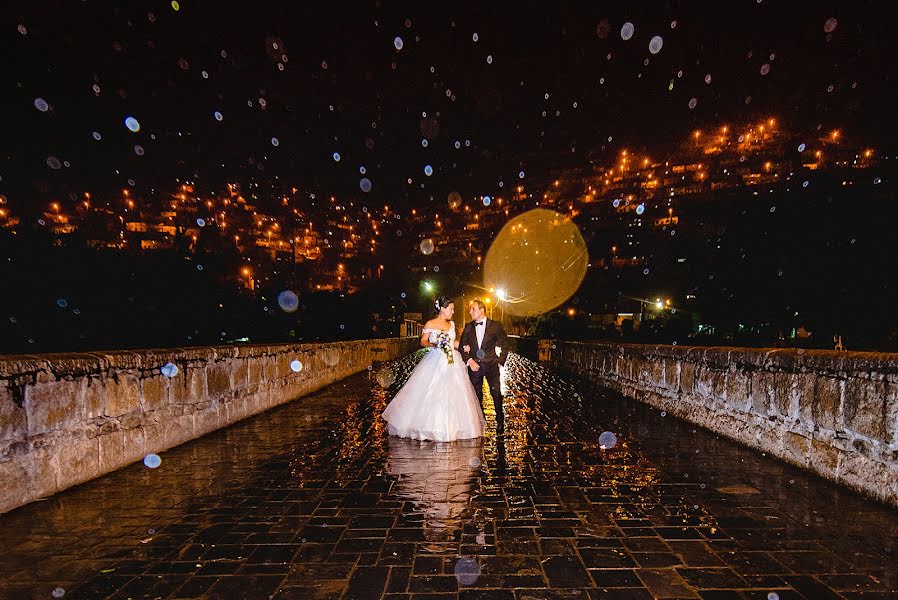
[460,318,509,431]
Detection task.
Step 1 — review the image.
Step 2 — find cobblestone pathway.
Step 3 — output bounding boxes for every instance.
[1,351,897,599]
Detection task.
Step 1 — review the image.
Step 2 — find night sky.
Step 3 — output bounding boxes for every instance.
[4,1,897,213]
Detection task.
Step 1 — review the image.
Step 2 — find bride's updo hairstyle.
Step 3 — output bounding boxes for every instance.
[433,296,453,314]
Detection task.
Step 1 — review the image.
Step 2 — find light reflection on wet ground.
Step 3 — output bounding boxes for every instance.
[0,351,896,599]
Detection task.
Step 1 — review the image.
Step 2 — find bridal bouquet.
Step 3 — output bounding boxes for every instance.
[435,331,454,364]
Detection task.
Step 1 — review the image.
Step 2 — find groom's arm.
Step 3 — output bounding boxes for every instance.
[496,322,510,366]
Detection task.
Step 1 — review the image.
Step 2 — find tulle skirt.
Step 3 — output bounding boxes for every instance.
[382,348,485,442]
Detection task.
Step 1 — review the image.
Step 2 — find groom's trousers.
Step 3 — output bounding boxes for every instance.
[469,363,504,430]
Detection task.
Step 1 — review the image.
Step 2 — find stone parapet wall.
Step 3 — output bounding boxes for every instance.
[0,338,420,515]
[547,341,898,508]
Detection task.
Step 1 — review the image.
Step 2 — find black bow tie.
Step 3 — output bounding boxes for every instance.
[475,321,484,326]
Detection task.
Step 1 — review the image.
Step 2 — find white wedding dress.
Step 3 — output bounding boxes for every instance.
[382,322,485,442]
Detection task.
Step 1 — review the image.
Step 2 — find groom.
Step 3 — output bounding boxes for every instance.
[460,299,510,433]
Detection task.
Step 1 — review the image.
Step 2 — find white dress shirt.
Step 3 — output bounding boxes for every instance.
[475,318,486,349]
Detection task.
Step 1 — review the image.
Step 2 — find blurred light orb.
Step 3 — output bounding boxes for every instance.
[360,178,372,192]
[798,143,806,152]
[484,208,588,317]
[92,131,102,141]
[824,18,838,33]
[394,36,404,50]
[56,298,68,308]
[34,98,49,112]
[359,166,367,174]
[144,454,162,468]
[621,22,635,40]
[768,594,780,600]
[704,74,712,84]
[290,360,303,372]
[214,111,223,121]
[649,36,663,54]
[376,367,395,388]
[46,156,62,170]
[636,203,645,215]
[171,1,180,11]
[333,152,341,161]
[482,196,491,206]
[599,431,618,449]
[277,290,299,313]
[134,145,144,156]
[196,218,206,227]
[420,238,435,255]
[125,116,140,132]
[161,362,179,377]
[271,137,279,146]
[688,97,698,109]
[424,164,433,176]
[454,557,480,585]
[322,348,341,367]
[420,115,441,139]
[52,588,65,598]
[760,63,771,75]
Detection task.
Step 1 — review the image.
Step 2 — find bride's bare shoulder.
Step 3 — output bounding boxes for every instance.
[423,318,439,329]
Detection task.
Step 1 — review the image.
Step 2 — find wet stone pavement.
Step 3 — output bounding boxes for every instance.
[1,352,897,600]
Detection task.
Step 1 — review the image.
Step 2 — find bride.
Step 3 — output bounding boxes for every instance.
[381,296,485,442]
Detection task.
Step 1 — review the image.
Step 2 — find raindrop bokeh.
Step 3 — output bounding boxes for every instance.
[453,557,480,585]
[484,209,588,317]
[376,367,396,388]
[599,431,618,449]
[277,290,299,313]
[160,362,179,377]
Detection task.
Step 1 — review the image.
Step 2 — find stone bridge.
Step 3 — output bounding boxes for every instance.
[0,339,896,599]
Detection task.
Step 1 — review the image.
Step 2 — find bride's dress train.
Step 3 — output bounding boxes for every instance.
[381,323,485,442]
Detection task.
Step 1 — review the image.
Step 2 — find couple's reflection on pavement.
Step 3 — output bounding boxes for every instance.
[386,437,485,541]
